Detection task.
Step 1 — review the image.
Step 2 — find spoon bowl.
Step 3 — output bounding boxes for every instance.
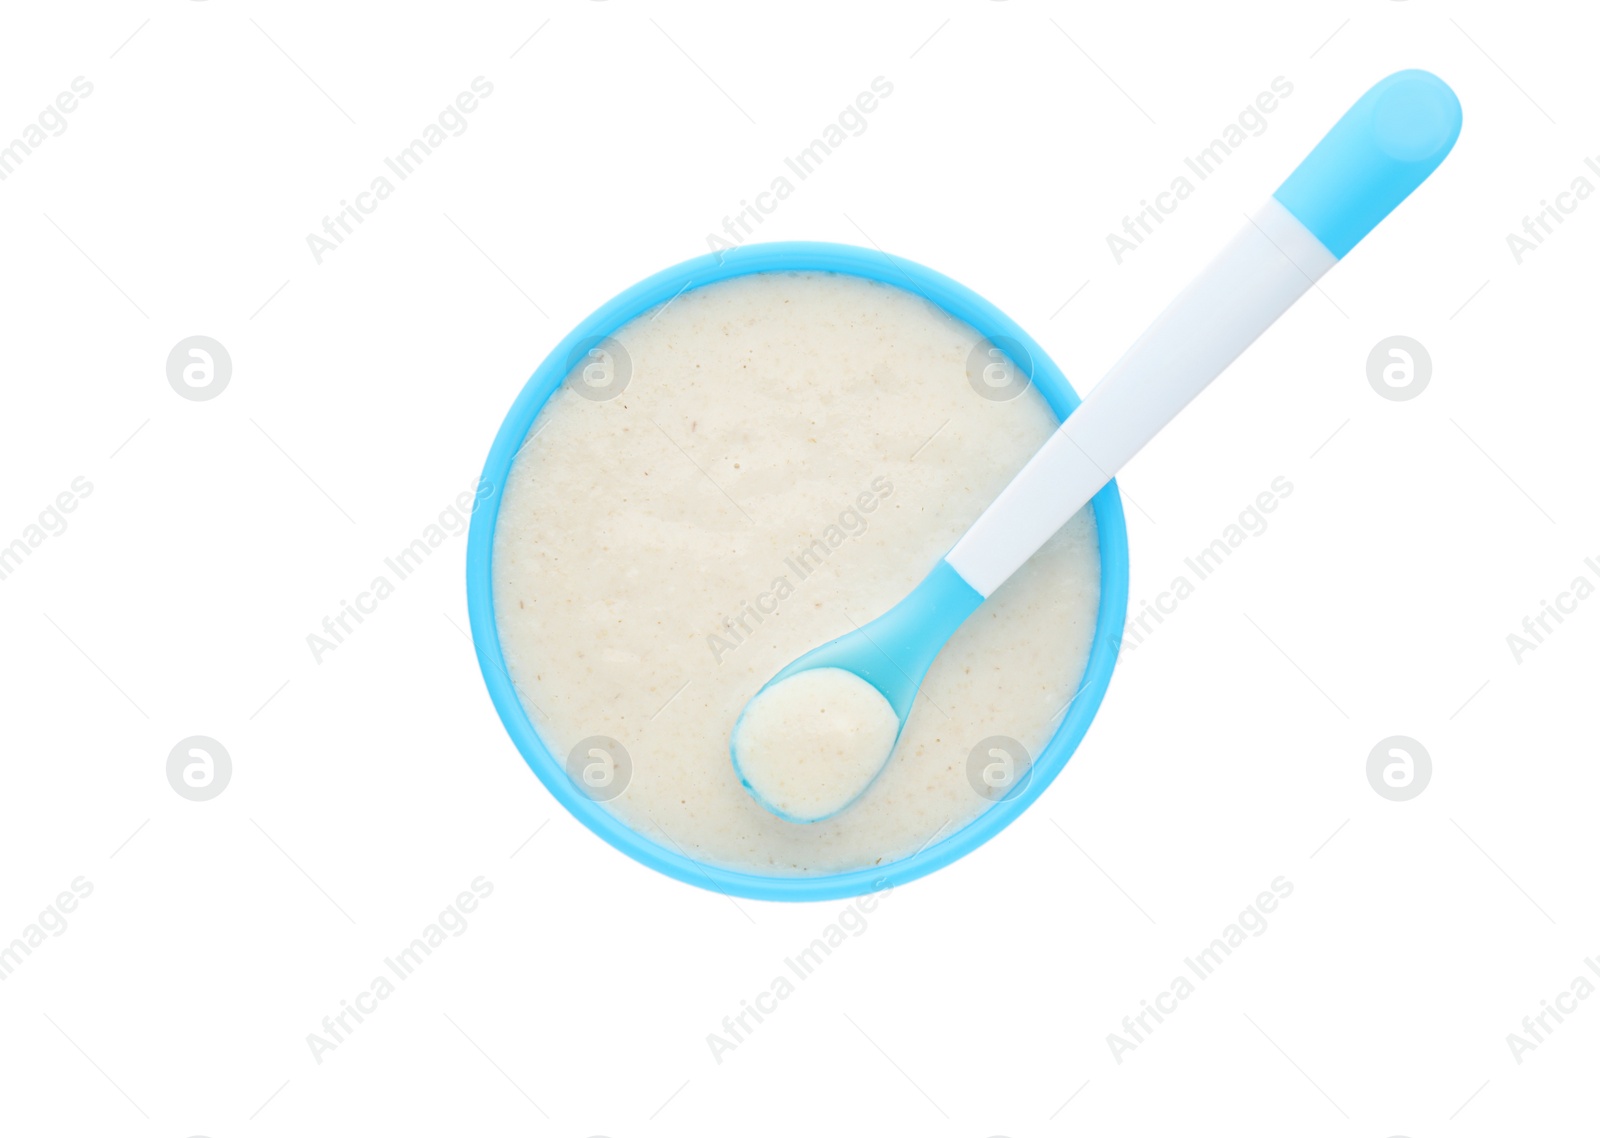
[469,241,1130,900]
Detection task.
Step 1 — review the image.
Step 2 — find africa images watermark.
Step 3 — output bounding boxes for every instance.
[0,877,94,982]
[705,881,892,1064]
[304,77,496,265]
[1105,77,1294,264]
[0,476,94,584]
[1504,553,1600,663]
[1505,955,1600,1065]
[1504,154,1600,264]
[705,76,895,259]
[306,477,493,662]
[306,876,494,1064]
[0,76,94,183]
[1113,476,1294,657]
[1107,876,1294,1064]
[705,475,894,663]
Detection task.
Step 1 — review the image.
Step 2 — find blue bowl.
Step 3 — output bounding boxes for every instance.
[466,241,1130,902]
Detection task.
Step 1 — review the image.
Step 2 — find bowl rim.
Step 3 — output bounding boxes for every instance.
[465,240,1130,902]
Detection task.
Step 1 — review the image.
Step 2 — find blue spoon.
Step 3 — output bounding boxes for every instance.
[731,70,1463,822]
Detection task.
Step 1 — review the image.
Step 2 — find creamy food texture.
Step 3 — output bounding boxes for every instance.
[732,668,901,822]
[492,270,1101,875]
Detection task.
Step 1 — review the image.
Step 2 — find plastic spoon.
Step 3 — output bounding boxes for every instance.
[731,70,1462,823]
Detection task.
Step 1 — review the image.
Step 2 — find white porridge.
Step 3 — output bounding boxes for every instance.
[492,270,1099,875]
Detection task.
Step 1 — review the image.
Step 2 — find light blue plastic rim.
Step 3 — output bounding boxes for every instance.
[465,241,1131,902]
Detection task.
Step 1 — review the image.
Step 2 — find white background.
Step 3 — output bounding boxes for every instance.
[1,1,1596,1134]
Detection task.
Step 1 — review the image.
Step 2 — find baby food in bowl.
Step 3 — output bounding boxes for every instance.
[470,246,1127,898]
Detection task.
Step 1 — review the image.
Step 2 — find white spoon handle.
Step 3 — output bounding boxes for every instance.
[947,69,1462,598]
[946,198,1333,595]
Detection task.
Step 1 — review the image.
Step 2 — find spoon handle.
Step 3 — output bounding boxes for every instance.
[945,69,1461,597]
